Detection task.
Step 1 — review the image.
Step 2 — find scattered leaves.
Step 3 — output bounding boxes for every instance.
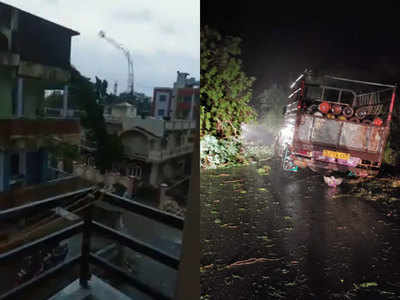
[359,282,378,288]
[216,173,230,177]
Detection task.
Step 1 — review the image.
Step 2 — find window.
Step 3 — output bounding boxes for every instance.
[340,91,355,105]
[323,88,340,102]
[158,109,165,116]
[184,96,192,102]
[127,165,142,177]
[305,85,322,100]
[159,95,167,102]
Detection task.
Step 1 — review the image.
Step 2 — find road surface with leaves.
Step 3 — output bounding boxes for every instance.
[200,161,400,299]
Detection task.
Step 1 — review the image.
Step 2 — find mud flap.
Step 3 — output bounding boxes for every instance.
[282,146,298,172]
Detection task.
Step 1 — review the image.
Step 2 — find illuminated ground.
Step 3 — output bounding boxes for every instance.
[200,161,400,299]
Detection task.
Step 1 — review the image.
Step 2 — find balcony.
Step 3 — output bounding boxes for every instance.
[43,108,82,119]
[103,114,122,124]
[105,116,195,137]
[164,120,195,131]
[0,118,80,146]
[148,145,194,162]
[124,144,193,162]
[0,51,20,67]
[124,149,149,161]
[0,190,184,300]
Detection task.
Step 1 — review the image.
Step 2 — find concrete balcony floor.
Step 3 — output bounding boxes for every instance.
[49,275,132,300]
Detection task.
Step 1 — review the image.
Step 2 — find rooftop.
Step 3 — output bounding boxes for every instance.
[0,2,79,36]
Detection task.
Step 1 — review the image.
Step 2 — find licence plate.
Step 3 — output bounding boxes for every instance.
[322,150,350,160]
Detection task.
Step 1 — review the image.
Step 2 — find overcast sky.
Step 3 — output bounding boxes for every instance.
[4,0,200,96]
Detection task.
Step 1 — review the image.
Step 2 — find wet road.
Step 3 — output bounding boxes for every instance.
[200,161,400,299]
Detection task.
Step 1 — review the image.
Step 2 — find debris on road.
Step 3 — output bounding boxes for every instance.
[226,257,281,269]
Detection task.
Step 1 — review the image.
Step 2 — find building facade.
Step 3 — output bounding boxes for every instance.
[101,103,195,189]
[0,2,81,193]
[152,88,173,119]
[152,71,199,121]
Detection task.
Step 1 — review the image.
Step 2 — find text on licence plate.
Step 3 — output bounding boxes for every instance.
[322,150,350,160]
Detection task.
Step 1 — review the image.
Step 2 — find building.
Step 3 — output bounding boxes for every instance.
[175,87,200,120]
[95,101,195,189]
[153,87,173,119]
[152,71,199,120]
[104,101,137,122]
[109,72,197,191]
[80,71,197,198]
[0,2,82,193]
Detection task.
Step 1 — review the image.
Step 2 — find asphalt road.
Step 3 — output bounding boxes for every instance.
[200,161,400,300]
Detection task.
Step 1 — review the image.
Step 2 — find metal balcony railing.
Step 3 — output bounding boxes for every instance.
[43,107,83,119]
[148,144,194,162]
[0,189,184,300]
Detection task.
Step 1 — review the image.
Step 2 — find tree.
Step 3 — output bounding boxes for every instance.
[200,26,256,139]
[69,67,124,173]
[95,76,108,104]
[254,83,288,134]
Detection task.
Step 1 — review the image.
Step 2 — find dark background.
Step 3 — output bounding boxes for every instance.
[201,1,400,95]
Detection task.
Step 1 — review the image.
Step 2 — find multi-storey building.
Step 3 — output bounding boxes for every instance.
[152,87,173,119]
[0,2,83,194]
[108,72,198,190]
[101,103,195,188]
[152,71,199,120]
[80,71,197,199]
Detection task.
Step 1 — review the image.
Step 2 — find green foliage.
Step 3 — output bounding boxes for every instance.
[200,135,245,169]
[43,90,63,108]
[95,76,108,104]
[383,141,398,166]
[201,26,256,139]
[47,141,80,161]
[254,83,288,135]
[69,67,124,173]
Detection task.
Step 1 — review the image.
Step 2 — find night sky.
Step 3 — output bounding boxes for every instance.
[202,1,400,95]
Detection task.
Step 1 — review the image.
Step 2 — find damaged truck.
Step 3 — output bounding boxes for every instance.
[274,70,397,186]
